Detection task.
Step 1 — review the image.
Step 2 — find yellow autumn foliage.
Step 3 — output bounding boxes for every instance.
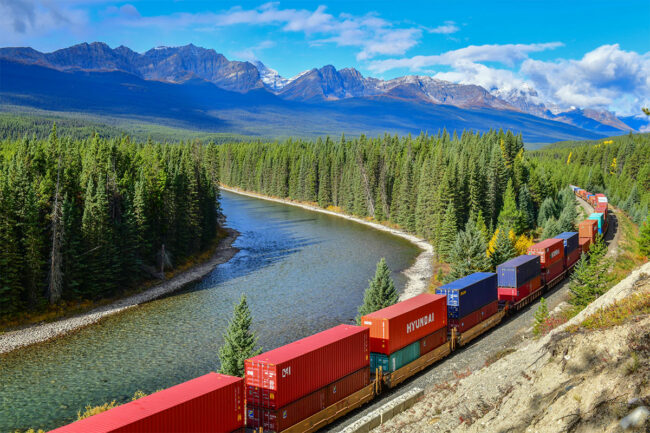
[514,233,534,255]
[567,152,572,164]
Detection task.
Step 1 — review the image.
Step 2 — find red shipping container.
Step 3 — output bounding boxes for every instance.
[49,373,244,433]
[528,238,564,267]
[361,293,447,355]
[579,220,598,242]
[542,260,564,285]
[595,204,608,220]
[498,275,541,303]
[579,237,591,254]
[565,247,581,269]
[245,325,369,409]
[447,300,498,333]
[247,368,370,432]
[419,326,448,356]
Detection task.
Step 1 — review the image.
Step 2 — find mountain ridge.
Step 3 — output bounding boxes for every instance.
[0,42,639,135]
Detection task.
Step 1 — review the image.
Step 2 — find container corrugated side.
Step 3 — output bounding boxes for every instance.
[579,220,598,242]
[498,275,541,303]
[527,238,564,267]
[361,293,447,355]
[370,341,420,373]
[447,301,498,333]
[542,260,565,284]
[496,255,540,288]
[554,232,579,254]
[246,367,370,432]
[419,327,448,356]
[579,238,591,254]
[245,325,369,409]
[435,272,498,319]
[565,248,581,269]
[49,373,244,433]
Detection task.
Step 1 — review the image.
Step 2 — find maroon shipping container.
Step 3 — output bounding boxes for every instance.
[595,204,608,220]
[361,293,447,355]
[565,249,577,268]
[447,300,498,333]
[528,238,564,267]
[246,368,370,431]
[579,220,598,243]
[245,325,369,409]
[49,373,244,433]
[579,238,591,254]
[419,326,448,356]
[498,275,542,303]
[542,260,564,284]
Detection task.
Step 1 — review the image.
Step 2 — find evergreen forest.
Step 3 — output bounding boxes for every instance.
[0,126,221,317]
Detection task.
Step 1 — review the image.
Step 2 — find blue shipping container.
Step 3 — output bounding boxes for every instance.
[370,341,420,372]
[554,232,579,254]
[589,213,604,234]
[496,255,541,288]
[435,273,497,319]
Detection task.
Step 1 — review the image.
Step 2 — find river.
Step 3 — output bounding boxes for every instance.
[0,189,420,432]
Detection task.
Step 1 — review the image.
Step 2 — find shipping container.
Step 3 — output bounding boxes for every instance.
[246,368,369,432]
[554,232,579,254]
[595,203,608,220]
[527,238,564,267]
[497,255,541,288]
[49,373,244,433]
[579,237,591,254]
[579,220,598,242]
[447,300,499,333]
[542,260,564,284]
[435,273,498,319]
[361,293,447,355]
[245,325,369,409]
[589,213,605,234]
[498,275,542,303]
[595,194,608,203]
[419,327,448,356]
[565,247,581,269]
[370,341,420,373]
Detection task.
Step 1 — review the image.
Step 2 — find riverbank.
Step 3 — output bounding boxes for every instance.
[220,185,434,301]
[0,228,240,356]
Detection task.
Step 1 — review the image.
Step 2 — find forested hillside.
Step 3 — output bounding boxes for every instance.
[531,133,650,224]
[219,131,557,260]
[0,127,221,317]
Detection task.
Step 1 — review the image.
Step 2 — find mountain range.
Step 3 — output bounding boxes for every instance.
[0,42,643,143]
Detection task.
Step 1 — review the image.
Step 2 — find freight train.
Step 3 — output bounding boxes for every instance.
[49,186,610,433]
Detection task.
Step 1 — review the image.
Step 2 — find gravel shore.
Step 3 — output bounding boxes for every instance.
[0,228,240,355]
[219,186,434,301]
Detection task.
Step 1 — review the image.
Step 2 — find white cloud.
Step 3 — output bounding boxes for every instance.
[428,21,459,35]
[521,44,650,114]
[0,0,88,43]
[367,42,563,73]
[112,3,423,61]
[234,39,276,61]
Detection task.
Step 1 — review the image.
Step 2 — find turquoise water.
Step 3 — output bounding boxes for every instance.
[0,190,420,432]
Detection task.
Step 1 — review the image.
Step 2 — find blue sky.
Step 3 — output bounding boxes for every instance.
[1,1,649,116]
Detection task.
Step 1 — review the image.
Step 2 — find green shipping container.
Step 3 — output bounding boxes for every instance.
[370,341,420,373]
[589,213,604,232]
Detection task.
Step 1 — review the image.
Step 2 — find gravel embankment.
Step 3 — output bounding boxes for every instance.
[220,186,434,301]
[0,228,240,355]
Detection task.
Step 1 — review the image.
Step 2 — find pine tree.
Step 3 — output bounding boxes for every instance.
[518,184,535,230]
[488,227,517,270]
[497,179,522,234]
[444,220,491,282]
[541,218,561,240]
[356,258,399,324]
[474,210,489,245]
[218,295,261,377]
[532,297,549,336]
[537,197,558,227]
[438,202,458,260]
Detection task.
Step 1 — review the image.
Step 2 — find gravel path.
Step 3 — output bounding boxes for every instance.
[0,229,240,355]
[220,186,434,301]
